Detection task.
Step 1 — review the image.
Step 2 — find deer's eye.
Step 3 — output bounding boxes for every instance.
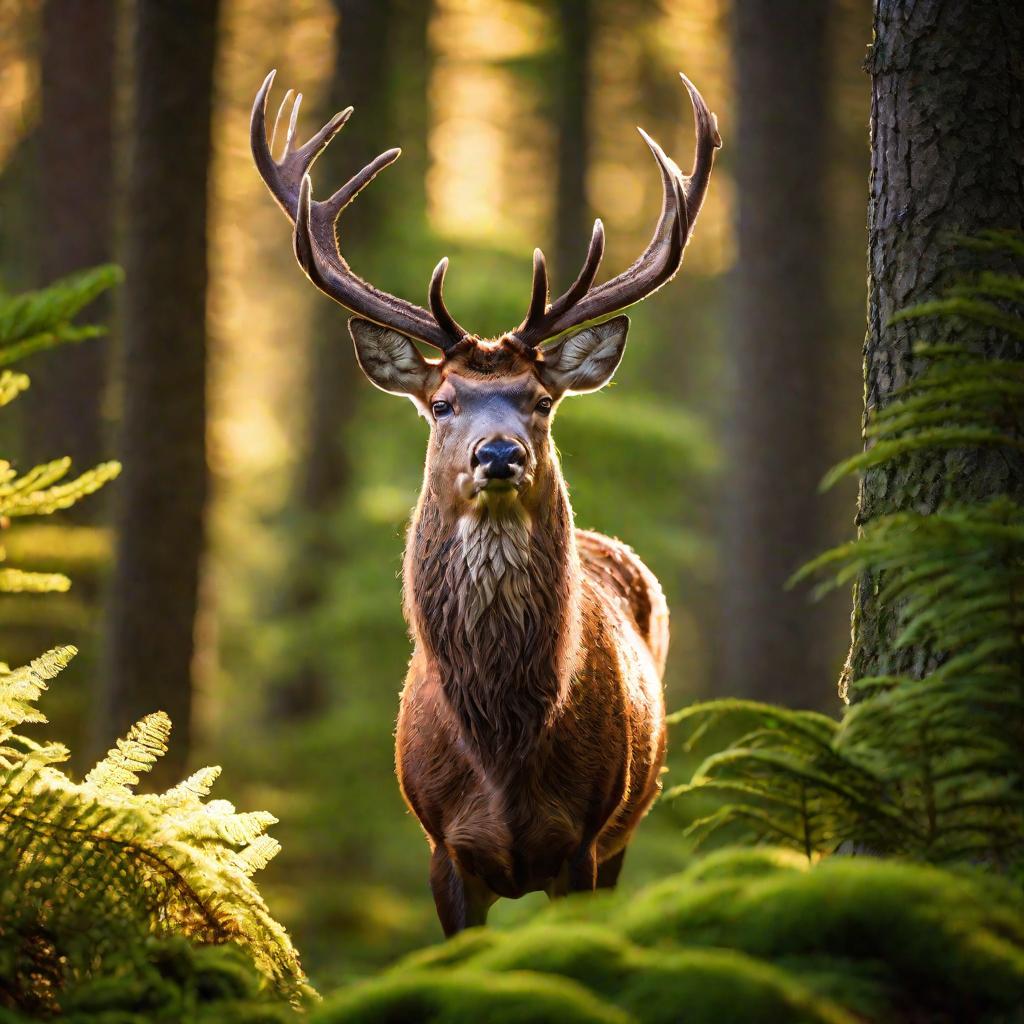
[536,397,553,415]
[431,400,452,419]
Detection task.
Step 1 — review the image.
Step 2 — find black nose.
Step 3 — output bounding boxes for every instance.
[475,438,526,480]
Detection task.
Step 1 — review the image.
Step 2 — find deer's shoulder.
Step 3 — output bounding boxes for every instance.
[575,528,669,674]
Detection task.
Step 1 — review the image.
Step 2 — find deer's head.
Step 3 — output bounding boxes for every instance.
[252,71,720,517]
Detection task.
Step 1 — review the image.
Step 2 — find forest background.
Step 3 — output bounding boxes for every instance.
[0,0,871,988]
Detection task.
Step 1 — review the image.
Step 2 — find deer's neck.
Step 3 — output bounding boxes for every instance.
[406,469,580,763]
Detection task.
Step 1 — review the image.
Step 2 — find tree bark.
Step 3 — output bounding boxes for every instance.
[31,0,115,475]
[270,0,400,719]
[722,0,833,706]
[846,0,1024,692]
[552,0,593,283]
[97,0,219,782]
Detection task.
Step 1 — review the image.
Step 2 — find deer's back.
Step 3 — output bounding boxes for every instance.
[575,528,670,676]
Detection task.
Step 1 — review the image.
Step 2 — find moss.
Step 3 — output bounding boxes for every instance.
[618,948,856,1024]
[621,858,1024,1019]
[334,853,1024,1023]
[312,970,630,1024]
[469,924,637,995]
[460,924,856,1024]
[675,846,809,884]
[397,928,501,972]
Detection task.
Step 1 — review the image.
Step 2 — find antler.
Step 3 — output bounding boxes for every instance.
[514,73,721,349]
[251,70,466,353]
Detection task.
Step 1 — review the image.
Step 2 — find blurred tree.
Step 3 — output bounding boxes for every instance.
[29,0,116,477]
[97,0,220,782]
[722,1,833,706]
[272,0,410,719]
[845,0,1024,689]
[552,0,593,283]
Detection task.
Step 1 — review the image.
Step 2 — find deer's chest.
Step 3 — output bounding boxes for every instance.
[395,664,624,897]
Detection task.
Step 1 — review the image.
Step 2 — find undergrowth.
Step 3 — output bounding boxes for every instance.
[667,235,1024,868]
[0,269,309,1020]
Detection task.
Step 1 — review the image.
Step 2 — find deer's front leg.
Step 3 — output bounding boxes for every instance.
[567,843,598,892]
[546,842,598,899]
[429,844,493,937]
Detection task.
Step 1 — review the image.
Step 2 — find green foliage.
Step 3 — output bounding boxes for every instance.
[667,237,1024,866]
[0,268,123,599]
[0,647,309,1013]
[0,265,122,367]
[313,850,1024,1023]
[1,939,297,1024]
[0,271,309,1018]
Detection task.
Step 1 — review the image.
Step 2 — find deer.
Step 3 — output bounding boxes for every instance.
[251,69,720,935]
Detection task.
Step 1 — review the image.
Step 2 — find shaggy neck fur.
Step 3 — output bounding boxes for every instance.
[407,468,580,766]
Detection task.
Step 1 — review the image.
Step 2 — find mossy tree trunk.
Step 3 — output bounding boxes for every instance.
[723,0,834,707]
[31,0,116,477]
[845,0,1024,692]
[98,0,220,782]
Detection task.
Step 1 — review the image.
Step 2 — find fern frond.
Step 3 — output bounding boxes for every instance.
[0,653,310,1007]
[0,646,76,743]
[0,264,122,367]
[0,459,121,517]
[237,836,282,876]
[84,712,173,793]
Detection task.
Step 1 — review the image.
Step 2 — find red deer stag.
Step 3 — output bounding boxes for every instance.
[252,70,720,934]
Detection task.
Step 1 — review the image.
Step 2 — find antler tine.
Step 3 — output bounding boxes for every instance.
[252,71,349,220]
[284,91,303,154]
[270,87,294,157]
[253,71,466,353]
[679,71,720,221]
[562,127,685,317]
[514,73,720,348]
[321,147,401,222]
[545,219,605,322]
[295,175,463,351]
[520,248,550,332]
[429,258,467,342]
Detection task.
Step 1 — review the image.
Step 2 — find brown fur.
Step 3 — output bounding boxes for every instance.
[392,336,669,929]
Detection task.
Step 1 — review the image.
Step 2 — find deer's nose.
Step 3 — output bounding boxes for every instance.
[474,438,526,480]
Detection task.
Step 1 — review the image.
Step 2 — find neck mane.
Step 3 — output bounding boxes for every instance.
[406,470,580,764]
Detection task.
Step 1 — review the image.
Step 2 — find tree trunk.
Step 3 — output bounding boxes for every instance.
[269,0,399,719]
[552,0,592,283]
[31,0,115,475]
[846,0,1024,692]
[97,0,219,783]
[722,0,833,707]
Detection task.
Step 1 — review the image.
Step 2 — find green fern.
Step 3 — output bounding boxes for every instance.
[0,265,123,367]
[0,647,309,1012]
[669,236,1024,866]
[0,268,123,600]
[0,270,309,1018]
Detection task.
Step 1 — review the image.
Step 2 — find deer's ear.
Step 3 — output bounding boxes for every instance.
[349,318,435,398]
[539,315,629,395]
